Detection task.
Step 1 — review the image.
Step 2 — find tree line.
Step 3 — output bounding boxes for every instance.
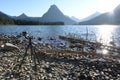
[0,17,14,25]
[0,17,64,25]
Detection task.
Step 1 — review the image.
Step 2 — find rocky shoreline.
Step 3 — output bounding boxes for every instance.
[0,33,120,80]
[0,48,120,80]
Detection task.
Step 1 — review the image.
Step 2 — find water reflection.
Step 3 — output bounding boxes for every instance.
[102,49,109,55]
[96,25,116,46]
[0,25,119,46]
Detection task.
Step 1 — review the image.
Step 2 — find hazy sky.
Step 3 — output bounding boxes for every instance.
[0,0,120,19]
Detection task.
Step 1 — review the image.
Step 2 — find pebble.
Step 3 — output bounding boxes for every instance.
[0,42,119,80]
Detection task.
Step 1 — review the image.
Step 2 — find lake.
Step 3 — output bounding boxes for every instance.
[0,25,120,46]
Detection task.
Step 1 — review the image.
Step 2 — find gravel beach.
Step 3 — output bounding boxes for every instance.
[0,33,120,80]
[0,48,120,80]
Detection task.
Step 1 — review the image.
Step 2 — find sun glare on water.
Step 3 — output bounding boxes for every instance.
[96,25,116,46]
[102,49,108,55]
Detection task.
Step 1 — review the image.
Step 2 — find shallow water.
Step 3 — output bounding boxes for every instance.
[0,25,120,46]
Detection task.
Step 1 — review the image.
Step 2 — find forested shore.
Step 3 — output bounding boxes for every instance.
[0,17,64,25]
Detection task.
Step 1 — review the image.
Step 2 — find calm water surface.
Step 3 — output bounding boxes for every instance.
[0,25,120,46]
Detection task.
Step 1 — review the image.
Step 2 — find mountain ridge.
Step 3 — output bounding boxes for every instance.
[79,5,120,25]
[1,4,120,25]
[11,5,76,25]
[79,12,101,22]
[0,11,12,19]
[40,5,76,24]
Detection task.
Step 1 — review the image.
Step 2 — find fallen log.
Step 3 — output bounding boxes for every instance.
[0,43,20,51]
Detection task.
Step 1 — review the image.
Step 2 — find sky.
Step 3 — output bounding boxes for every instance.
[0,0,120,19]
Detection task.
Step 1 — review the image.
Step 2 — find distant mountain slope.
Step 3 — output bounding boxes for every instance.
[15,13,28,20]
[79,12,115,25]
[79,12,101,22]
[0,11,14,24]
[70,12,101,23]
[0,11,11,19]
[12,13,41,21]
[114,4,120,23]
[41,5,76,25]
[79,5,120,25]
[71,16,80,22]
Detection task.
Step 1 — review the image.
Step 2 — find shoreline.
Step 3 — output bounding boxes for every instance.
[0,32,120,79]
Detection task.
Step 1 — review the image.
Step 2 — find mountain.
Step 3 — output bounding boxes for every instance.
[16,13,28,20]
[71,16,80,22]
[13,13,32,20]
[0,11,14,24]
[79,5,120,25]
[113,4,120,23]
[41,5,76,24]
[70,12,101,23]
[12,5,76,24]
[12,13,41,21]
[0,11,11,19]
[114,4,120,16]
[79,12,115,25]
[79,12,101,22]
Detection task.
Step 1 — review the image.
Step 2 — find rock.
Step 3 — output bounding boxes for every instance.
[1,43,20,51]
[48,73,52,77]
[78,74,86,80]
[62,78,67,80]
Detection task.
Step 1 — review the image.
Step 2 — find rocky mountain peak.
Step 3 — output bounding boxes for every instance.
[43,4,63,17]
[18,13,27,18]
[41,4,76,24]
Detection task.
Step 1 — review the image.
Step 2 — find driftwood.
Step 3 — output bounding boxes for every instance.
[59,35,120,54]
[0,43,20,51]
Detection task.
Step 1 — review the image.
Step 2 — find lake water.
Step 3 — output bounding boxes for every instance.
[0,25,120,46]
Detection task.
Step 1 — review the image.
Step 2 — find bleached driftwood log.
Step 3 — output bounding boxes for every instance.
[0,43,20,51]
